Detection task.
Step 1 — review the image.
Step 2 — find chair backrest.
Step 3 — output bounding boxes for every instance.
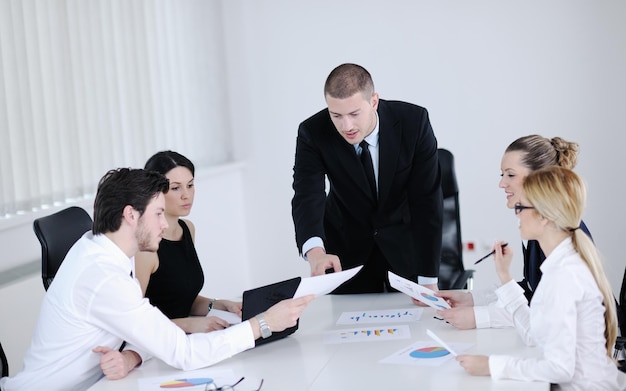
[0,341,8,377]
[617,269,626,337]
[33,206,93,290]
[439,148,462,263]
[437,149,473,290]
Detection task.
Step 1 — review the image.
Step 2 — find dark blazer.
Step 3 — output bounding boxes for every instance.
[292,99,443,281]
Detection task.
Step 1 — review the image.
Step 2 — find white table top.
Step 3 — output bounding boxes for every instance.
[89,293,548,391]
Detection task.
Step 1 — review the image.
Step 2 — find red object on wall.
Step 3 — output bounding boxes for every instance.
[463,242,475,251]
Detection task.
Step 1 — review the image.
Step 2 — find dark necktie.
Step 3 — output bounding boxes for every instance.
[359,140,377,199]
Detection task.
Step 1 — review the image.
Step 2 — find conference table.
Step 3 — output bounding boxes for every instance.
[89,292,548,390]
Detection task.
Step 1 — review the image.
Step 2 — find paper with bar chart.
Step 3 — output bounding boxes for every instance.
[324,324,411,344]
[379,340,474,366]
[336,308,423,325]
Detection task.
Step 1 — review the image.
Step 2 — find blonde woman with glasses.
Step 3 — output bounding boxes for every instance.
[456,166,625,390]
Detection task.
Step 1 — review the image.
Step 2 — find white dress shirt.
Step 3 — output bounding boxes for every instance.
[488,238,626,390]
[0,232,255,391]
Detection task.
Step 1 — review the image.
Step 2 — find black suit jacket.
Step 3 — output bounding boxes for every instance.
[292,99,443,280]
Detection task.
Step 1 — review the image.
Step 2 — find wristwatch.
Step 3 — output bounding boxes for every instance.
[207,298,214,314]
[255,314,272,339]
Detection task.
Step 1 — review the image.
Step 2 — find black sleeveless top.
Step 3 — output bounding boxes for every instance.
[145,220,204,319]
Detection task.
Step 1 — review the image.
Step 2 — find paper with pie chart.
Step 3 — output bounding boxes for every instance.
[388,271,451,309]
[137,368,236,391]
[379,339,473,366]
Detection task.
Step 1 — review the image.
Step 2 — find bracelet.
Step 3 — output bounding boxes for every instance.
[207,298,215,314]
[255,313,272,339]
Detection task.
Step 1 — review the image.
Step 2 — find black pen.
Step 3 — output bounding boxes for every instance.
[474,243,508,265]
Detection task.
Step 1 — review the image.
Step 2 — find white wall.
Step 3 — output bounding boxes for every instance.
[1,0,625,374]
[0,275,44,374]
[222,0,626,294]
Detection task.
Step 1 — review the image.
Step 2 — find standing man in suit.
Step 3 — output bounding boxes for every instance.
[292,63,443,293]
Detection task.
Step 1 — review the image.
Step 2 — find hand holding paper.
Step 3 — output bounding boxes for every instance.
[294,265,363,298]
[387,271,451,309]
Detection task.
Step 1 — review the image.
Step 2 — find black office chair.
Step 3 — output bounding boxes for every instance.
[616,266,626,372]
[619,266,626,336]
[437,148,474,290]
[1,341,8,377]
[33,206,93,290]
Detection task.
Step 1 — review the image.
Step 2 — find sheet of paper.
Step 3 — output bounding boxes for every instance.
[387,271,451,309]
[426,329,458,356]
[294,265,363,298]
[323,324,411,344]
[138,368,236,390]
[207,309,241,325]
[379,340,473,367]
[336,308,423,325]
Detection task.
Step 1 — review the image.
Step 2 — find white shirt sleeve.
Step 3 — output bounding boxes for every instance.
[418,276,438,285]
[488,278,575,384]
[84,268,255,371]
[494,279,533,345]
[472,287,515,329]
[302,236,324,260]
[121,342,151,367]
[473,303,513,329]
[470,287,513,329]
[473,305,491,329]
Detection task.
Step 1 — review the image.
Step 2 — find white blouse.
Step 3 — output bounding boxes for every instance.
[488,238,626,390]
[472,287,514,329]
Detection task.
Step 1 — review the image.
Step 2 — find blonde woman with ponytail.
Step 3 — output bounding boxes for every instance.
[456,166,625,390]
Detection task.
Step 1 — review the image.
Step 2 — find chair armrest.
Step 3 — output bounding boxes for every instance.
[614,336,626,361]
[451,270,475,290]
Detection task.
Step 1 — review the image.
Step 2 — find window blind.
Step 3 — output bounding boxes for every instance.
[0,0,232,219]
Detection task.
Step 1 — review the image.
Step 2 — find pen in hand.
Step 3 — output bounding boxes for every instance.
[474,243,508,265]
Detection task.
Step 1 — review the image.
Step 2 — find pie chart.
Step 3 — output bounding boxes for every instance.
[420,292,438,301]
[409,346,450,359]
[160,378,214,388]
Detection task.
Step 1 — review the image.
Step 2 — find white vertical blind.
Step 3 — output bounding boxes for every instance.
[0,0,233,219]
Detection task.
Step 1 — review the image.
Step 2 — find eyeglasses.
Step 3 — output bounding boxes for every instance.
[204,377,264,391]
[514,203,535,215]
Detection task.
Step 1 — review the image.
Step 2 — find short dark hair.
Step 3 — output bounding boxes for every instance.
[92,168,169,234]
[324,63,375,99]
[144,150,195,176]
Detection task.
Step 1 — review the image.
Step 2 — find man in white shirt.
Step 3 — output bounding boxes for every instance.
[0,168,314,391]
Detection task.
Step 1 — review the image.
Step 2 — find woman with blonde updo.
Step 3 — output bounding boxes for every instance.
[438,135,593,330]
